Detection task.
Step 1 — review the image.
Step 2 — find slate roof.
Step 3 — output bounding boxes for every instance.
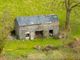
[16,14,58,26]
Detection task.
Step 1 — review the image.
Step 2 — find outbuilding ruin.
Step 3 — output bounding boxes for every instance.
[15,14,59,40]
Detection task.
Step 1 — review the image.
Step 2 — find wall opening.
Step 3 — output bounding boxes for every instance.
[10,30,17,39]
[35,31,43,38]
[25,32,30,40]
[49,30,53,37]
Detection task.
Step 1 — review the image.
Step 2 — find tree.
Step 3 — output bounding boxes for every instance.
[45,0,80,31]
[64,0,80,31]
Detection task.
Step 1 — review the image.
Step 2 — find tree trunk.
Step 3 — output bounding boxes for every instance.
[65,9,71,31]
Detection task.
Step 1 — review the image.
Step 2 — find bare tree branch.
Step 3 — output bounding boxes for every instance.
[71,2,80,9]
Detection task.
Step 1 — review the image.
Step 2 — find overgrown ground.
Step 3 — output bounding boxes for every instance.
[2,38,80,60]
[2,38,77,60]
[4,38,63,56]
[0,0,80,60]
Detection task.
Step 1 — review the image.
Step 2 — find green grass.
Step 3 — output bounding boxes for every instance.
[4,38,64,56]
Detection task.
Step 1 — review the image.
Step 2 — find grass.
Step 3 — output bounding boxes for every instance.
[3,38,80,60]
[4,38,64,56]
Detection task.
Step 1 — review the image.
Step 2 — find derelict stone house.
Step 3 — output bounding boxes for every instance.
[15,15,59,40]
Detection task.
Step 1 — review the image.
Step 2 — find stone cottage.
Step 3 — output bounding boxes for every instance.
[15,14,59,40]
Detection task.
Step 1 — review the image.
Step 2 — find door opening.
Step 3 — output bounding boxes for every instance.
[35,31,43,38]
[49,30,53,37]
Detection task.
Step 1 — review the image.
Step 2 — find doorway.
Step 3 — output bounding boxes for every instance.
[35,31,43,38]
[49,30,53,37]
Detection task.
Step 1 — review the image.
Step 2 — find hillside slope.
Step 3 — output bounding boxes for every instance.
[0,0,80,36]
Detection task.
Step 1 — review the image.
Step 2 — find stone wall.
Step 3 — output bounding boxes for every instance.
[16,22,59,40]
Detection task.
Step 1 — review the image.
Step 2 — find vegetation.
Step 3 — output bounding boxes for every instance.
[45,0,80,31]
[2,38,80,60]
[4,38,63,56]
[0,11,12,54]
[0,0,80,60]
[64,0,80,31]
